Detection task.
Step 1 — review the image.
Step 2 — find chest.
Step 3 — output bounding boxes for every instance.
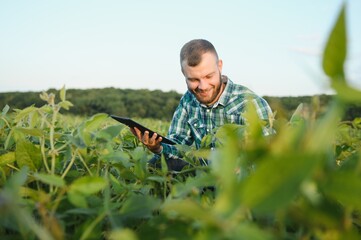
[187,102,246,142]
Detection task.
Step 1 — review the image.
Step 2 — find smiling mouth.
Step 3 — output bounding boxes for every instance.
[196,92,210,99]
[196,88,210,94]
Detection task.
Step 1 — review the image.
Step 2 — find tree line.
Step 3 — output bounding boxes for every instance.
[1,88,360,121]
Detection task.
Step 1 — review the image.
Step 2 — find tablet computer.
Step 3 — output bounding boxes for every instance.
[110,115,176,145]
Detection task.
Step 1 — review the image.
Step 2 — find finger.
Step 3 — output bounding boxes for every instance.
[132,127,142,140]
[149,132,158,144]
[143,131,150,144]
[156,136,163,144]
[130,127,136,135]
[150,135,163,150]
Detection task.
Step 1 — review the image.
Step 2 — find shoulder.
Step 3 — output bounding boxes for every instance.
[229,81,254,96]
[225,80,257,102]
[226,80,270,108]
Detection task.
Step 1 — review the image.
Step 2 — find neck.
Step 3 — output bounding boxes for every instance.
[206,81,226,107]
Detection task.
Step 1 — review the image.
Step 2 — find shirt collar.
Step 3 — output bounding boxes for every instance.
[211,75,233,108]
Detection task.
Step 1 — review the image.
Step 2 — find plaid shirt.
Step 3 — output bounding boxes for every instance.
[160,76,274,159]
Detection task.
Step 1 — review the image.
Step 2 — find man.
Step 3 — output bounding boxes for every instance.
[131,39,274,171]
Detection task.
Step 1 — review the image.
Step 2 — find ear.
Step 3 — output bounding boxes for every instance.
[218,59,223,72]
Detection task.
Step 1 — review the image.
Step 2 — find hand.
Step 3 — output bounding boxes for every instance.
[130,127,163,154]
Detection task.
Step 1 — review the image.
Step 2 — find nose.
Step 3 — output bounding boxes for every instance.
[198,79,208,91]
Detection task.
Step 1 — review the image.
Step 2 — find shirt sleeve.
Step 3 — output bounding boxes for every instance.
[251,96,275,135]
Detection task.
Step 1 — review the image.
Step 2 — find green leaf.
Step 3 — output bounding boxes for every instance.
[59,100,74,110]
[14,105,37,123]
[120,194,161,219]
[100,151,132,167]
[14,127,44,137]
[6,166,29,189]
[192,148,211,159]
[162,199,218,226]
[79,113,108,146]
[108,229,138,240]
[4,128,15,150]
[331,81,361,103]
[0,152,16,166]
[68,191,88,208]
[96,124,123,141]
[146,175,165,183]
[84,113,108,131]
[109,173,126,194]
[29,110,40,128]
[305,103,342,152]
[321,4,361,103]
[241,153,319,213]
[0,167,6,184]
[353,117,361,127]
[60,85,66,102]
[39,91,49,102]
[322,3,346,80]
[131,147,148,179]
[200,134,213,148]
[242,99,265,137]
[15,139,42,171]
[161,154,168,174]
[2,104,10,116]
[214,123,245,147]
[33,173,65,187]
[234,223,275,240]
[19,186,45,201]
[69,176,107,195]
[211,124,246,216]
[322,171,361,209]
[289,103,305,125]
[172,173,216,198]
[130,146,148,161]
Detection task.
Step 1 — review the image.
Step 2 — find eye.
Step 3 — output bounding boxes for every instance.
[187,78,199,83]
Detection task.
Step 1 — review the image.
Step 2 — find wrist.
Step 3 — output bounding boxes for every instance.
[153,145,163,155]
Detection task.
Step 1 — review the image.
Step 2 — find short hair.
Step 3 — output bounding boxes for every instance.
[180,39,219,68]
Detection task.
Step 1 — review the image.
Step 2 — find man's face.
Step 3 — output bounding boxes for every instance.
[182,52,224,106]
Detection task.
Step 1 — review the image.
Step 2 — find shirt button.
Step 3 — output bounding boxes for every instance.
[194,123,197,127]
[206,109,210,113]
[207,129,209,132]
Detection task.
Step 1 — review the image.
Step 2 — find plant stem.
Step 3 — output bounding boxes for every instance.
[0,116,11,128]
[61,148,78,179]
[51,187,67,214]
[77,151,93,176]
[40,136,51,173]
[50,108,58,176]
[80,211,107,240]
[6,164,20,171]
[55,141,71,153]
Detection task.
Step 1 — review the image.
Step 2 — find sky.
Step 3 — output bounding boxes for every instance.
[0,0,360,97]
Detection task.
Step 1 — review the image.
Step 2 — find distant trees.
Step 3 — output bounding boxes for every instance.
[263,94,333,119]
[0,88,182,121]
[1,88,360,121]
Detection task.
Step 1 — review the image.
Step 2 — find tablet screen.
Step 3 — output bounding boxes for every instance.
[110,115,176,145]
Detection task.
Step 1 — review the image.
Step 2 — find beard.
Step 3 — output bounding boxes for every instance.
[193,73,223,106]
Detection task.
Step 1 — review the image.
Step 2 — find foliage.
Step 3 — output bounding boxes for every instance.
[2,86,361,123]
[1,3,361,240]
[0,88,182,121]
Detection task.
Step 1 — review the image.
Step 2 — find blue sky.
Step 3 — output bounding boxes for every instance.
[0,0,360,96]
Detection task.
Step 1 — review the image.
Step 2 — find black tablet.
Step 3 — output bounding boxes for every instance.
[110,115,176,145]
